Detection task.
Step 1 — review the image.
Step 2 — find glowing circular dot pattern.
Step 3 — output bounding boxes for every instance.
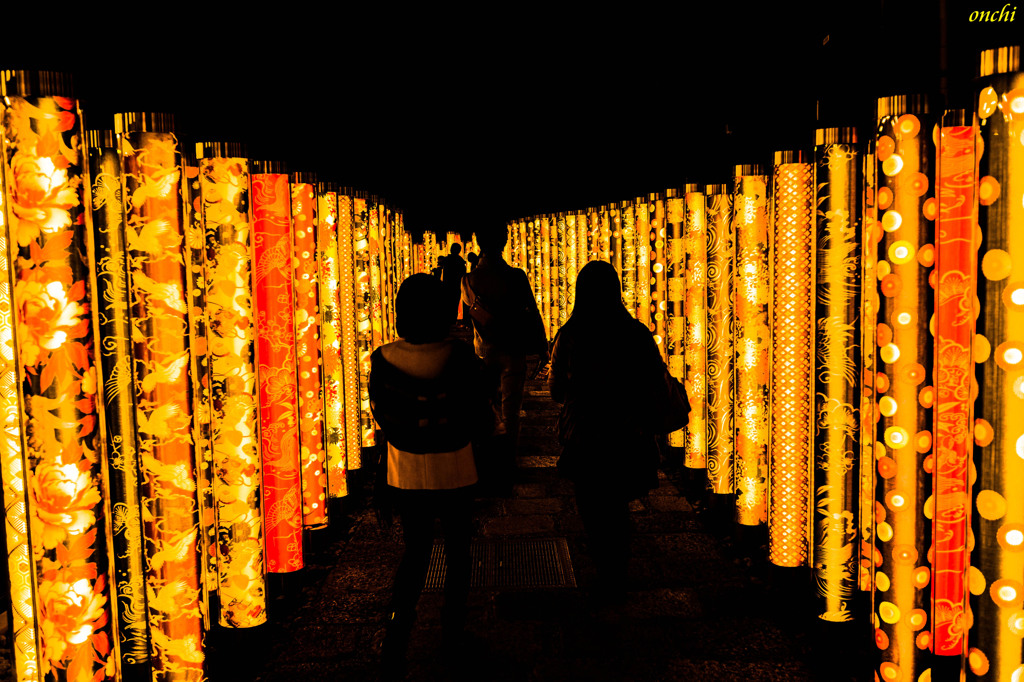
[982,249,1013,280]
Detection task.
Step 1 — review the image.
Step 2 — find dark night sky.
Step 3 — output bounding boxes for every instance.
[2,1,1020,237]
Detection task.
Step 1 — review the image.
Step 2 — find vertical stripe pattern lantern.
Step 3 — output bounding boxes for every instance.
[665,190,686,449]
[684,189,708,470]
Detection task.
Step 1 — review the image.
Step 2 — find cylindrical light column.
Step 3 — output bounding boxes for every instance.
[635,196,651,327]
[684,187,708,471]
[768,150,815,568]
[967,46,1024,682]
[119,113,206,673]
[556,213,567,328]
[705,184,735,495]
[872,96,936,681]
[651,193,668,360]
[1,71,118,681]
[352,193,376,449]
[932,112,977,665]
[666,189,686,449]
[566,212,578,317]
[861,139,880,595]
[88,128,150,670]
[197,142,266,628]
[732,165,770,526]
[812,127,863,622]
[317,187,349,494]
[337,190,362,469]
[290,174,327,528]
[621,200,637,318]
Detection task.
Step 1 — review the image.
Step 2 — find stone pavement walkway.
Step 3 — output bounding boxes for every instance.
[208,378,871,682]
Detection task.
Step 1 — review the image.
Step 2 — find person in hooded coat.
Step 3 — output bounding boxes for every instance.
[370,273,493,677]
[549,260,670,605]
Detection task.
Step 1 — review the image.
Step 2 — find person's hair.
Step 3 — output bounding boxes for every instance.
[569,260,628,322]
[467,252,479,264]
[395,273,452,343]
[450,243,462,256]
[477,226,509,254]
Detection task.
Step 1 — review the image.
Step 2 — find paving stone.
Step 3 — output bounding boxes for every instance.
[512,482,548,498]
[648,495,694,512]
[505,497,563,515]
[480,514,557,536]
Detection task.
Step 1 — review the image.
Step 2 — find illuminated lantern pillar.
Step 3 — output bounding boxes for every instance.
[812,127,862,622]
[1,71,119,682]
[290,174,328,528]
[423,230,436,273]
[635,197,651,326]
[518,219,528,271]
[872,98,936,680]
[556,213,567,328]
[197,143,266,628]
[88,129,150,670]
[684,187,708,470]
[529,218,541,311]
[610,205,622,285]
[768,151,815,568]
[251,164,303,572]
[575,209,588,275]
[182,145,218,600]
[599,205,612,262]
[861,139,880,595]
[621,200,637,318]
[651,193,668,360]
[566,213,577,317]
[368,199,384,347]
[352,193,376,449]
[666,189,686,449]
[540,215,552,337]
[705,184,735,495]
[548,216,558,336]
[732,166,770,526]
[337,190,362,469]
[317,186,350,494]
[383,204,397,342]
[119,113,206,673]
[968,46,1024,682]
[0,134,37,682]
[932,113,977,666]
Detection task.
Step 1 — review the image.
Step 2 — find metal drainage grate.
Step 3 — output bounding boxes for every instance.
[424,537,576,591]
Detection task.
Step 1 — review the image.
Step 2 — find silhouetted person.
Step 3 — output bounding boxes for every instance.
[438,243,467,319]
[370,274,493,678]
[466,251,479,271]
[461,226,547,493]
[549,261,670,607]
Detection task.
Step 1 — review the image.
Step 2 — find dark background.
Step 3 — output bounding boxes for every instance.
[2,0,1020,237]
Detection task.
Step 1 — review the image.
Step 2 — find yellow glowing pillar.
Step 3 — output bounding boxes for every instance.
[872,97,936,681]
[566,213,578,317]
[119,114,207,673]
[316,187,348,495]
[0,74,41,682]
[556,213,567,328]
[635,197,651,326]
[651,193,668,361]
[732,166,770,526]
[575,209,588,277]
[290,175,328,527]
[337,190,362,469]
[812,128,862,622]
[768,151,815,568]
[621,200,637,318]
[352,194,376,449]
[88,129,151,669]
[684,188,708,471]
[861,139,880,595]
[666,189,686,449]
[518,219,528,271]
[541,216,552,337]
[705,184,735,495]
[968,46,1024,682]
[600,205,612,263]
[197,143,266,629]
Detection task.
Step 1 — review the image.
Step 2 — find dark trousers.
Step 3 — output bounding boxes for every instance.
[389,486,474,633]
[574,481,631,598]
